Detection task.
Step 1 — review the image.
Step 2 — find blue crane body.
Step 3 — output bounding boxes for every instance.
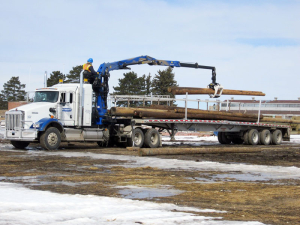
[94,55,218,125]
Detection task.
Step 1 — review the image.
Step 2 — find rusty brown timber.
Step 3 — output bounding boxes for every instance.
[174,108,263,120]
[260,117,300,124]
[113,105,263,120]
[110,107,172,117]
[168,87,266,96]
[111,107,300,124]
[135,110,258,122]
[138,147,266,156]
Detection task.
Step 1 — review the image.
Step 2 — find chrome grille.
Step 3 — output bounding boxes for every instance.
[5,111,24,131]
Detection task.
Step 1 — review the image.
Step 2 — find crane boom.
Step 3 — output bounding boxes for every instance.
[94,55,219,125]
[97,55,217,84]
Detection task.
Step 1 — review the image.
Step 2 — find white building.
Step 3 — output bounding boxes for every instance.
[220,98,300,119]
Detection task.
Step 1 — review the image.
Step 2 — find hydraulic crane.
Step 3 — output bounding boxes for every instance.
[94,55,221,125]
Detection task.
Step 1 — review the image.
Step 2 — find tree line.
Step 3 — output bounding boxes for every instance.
[0,65,177,109]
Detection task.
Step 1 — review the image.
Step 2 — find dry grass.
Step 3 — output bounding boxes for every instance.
[1,146,300,224]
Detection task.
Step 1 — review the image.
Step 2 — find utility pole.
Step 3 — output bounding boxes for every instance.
[44,71,47,87]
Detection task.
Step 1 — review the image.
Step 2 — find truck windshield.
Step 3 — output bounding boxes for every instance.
[34,91,59,103]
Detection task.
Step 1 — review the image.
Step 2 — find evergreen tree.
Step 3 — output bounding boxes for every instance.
[151,67,177,105]
[0,93,7,110]
[113,71,148,107]
[143,73,152,96]
[47,71,64,87]
[0,76,26,109]
[65,65,83,83]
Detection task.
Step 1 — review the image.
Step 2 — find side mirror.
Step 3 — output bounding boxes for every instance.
[49,108,56,113]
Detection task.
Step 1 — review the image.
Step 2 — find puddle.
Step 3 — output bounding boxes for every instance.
[117,185,184,199]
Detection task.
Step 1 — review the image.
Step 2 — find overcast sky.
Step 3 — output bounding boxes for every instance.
[1,0,299,102]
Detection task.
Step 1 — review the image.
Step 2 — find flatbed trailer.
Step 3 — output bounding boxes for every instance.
[112,117,290,148]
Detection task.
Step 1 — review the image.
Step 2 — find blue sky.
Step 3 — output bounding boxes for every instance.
[0,0,299,103]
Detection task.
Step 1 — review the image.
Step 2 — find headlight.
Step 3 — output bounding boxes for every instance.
[33,123,40,129]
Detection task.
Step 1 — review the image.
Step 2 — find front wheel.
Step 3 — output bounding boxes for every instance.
[11,141,30,149]
[40,127,61,150]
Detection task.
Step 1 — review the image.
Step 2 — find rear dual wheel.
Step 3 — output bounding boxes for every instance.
[248,129,259,145]
[128,128,160,148]
[260,129,271,145]
[244,129,282,145]
[144,128,160,148]
[217,132,231,144]
[243,129,259,145]
[271,129,282,145]
[127,128,144,148]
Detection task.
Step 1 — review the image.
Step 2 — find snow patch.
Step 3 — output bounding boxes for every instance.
[0,182,264,225]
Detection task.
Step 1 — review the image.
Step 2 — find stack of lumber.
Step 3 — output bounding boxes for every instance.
[167,87,266,96]
[110,86,300,124]
[110,106,300,124]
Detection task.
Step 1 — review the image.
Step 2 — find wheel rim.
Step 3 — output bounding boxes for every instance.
[150,133,158,144]
[253,132,259,143]
[265,133,271,143]
[134,132,142,145]
[47,132,58,146]
[275,133,282,143]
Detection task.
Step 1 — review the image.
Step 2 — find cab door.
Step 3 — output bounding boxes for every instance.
[58,92,75,126]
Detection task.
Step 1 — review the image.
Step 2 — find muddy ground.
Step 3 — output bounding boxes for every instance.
[1,139,300,225]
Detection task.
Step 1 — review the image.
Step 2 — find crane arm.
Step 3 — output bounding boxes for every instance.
[96,55,218,88]
[94,55,221,125]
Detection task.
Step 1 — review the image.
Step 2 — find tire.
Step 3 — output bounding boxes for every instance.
[222,132,232,144]
[218,132,231,144]
[97,141,105,147]
[271,129,282,145]
[144,128,160,148]
[128,128,144,148]
[40,127,61,150]
[10,141,30,149]
[217,132,226,144]
[232,138,244,144]
[97,138,115,147]
[260,129,271,145]
[243,130,249,145]
[248,129,259,145]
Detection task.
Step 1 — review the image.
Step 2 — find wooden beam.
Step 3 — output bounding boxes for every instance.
[174,108,263,120]
[168,87,265,96]
[138,147,265,156]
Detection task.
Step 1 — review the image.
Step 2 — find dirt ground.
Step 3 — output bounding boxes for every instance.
[1,140,300,225]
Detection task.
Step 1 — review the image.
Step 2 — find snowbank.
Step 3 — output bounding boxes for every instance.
[0,182,263,225]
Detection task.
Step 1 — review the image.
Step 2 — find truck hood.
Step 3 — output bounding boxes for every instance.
[9,102,57,129]
[9,102,56,112]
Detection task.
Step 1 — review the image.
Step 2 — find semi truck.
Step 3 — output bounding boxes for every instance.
[4,56,289,150]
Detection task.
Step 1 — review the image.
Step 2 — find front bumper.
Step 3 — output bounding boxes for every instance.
[5,129,38,141]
